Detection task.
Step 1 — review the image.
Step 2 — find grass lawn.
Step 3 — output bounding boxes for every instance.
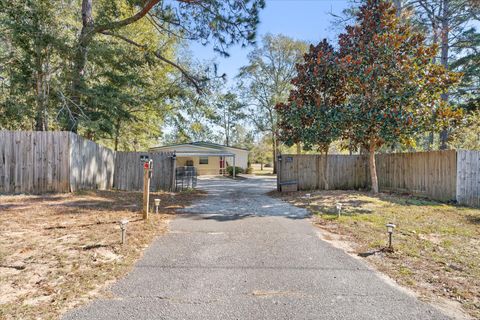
[251,163,274,176]
[0,189,204,320]
[274,190,480,319]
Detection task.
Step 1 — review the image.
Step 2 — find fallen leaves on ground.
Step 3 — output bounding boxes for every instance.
[0,189,205,319]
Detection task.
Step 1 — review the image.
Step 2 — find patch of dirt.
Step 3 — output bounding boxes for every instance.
[0,189,205,320]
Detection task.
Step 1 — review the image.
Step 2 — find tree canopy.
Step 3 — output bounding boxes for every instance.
[238,34,307,172]
[276,0,461,193]
[0,0,265,150]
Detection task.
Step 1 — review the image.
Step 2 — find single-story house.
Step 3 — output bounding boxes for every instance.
[149,141,249,175]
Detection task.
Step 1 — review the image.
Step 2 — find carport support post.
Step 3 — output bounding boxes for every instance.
[170,152,176,192]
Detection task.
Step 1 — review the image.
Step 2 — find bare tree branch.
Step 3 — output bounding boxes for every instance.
[95,0,161,33]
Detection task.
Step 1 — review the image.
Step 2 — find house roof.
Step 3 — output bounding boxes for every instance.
[173,151,235,157]
[150,141,248,152]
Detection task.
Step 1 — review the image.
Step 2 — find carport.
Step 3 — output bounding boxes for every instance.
[173,151,237,177]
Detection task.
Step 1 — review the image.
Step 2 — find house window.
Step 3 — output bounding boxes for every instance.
[186,160,194,166]
[199,156,209,165]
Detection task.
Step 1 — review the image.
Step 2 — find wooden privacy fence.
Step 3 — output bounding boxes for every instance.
[277,150,479,207]
[0,131,71,193]
[280,154,369,191]
[0,130,175,194]
[114,152,175,192]
[69,133,115,191]
[456,150,480,207]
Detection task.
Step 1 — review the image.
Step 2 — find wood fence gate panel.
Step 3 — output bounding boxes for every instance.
[69,133,115,192]
[457,150,480,207]
[279,150,458,203]
[113,151,174,192]
[279,154,369,191]
[374,150,456,201]
[0,131,71,193]
[297,155,318,190]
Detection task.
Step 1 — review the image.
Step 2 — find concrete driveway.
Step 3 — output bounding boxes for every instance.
[64,176,451,320]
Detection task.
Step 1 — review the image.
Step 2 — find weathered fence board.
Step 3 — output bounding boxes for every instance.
[278,150,459,203]
[113,151,175,192]
[457,150,480,207]
[0,131,70,193]
[279,154,368,191]
[0,131,175,194]
[376,150,456,201]
[69,133,115,192]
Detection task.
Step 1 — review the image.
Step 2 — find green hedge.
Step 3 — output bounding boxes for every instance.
[226,166,244,176]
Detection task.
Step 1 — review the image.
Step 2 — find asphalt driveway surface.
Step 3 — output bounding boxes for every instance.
[64,176,451,320]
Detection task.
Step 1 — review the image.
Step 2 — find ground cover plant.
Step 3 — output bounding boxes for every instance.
[0,189,204,319]
[274,190,480,319]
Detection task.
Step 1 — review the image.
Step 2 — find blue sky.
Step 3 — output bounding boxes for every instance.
[188,0,351,83]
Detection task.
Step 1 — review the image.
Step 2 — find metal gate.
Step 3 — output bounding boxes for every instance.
[175,166,197,191]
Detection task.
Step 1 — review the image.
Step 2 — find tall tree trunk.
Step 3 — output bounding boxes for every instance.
[425,131,434,150]
[114,118,121,151]
[425,20,439,150]
[34,43,48,131]
[296,143,301,155]
[34,75,47,131]
[65,0,94,132]
[368,141,379,194]
[64,0,159,132]
[323,147,329,190]
[272,132,278,174]
[439,0,450,150]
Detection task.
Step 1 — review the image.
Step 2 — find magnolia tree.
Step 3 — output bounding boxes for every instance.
[276,39,346,189]
[338,0,460,193]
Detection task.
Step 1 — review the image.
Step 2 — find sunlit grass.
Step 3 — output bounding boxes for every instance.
[275,190,480,319]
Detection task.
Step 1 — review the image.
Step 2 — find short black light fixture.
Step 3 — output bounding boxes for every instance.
[154,198,161,214]
[386,223,396,251]
[119,219,129,245]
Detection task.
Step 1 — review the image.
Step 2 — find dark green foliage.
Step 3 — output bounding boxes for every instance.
[226,166,244,176]
[276,39,346,153]
[451,28,480,112]
[0,0,265,150]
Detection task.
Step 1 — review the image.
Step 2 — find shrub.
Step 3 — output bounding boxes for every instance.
[245,167,254,174]
[226,166,244,176]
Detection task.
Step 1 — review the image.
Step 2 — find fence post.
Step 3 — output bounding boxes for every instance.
[277,154,282,191]
[143,159,152,220]
[170,152,176,192]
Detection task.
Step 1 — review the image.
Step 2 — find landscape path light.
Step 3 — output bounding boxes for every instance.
[336,203,342,217]
[154,199,161,214]
[386,223,396,251]
[304,193,311,206]
[119,219,129,245]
